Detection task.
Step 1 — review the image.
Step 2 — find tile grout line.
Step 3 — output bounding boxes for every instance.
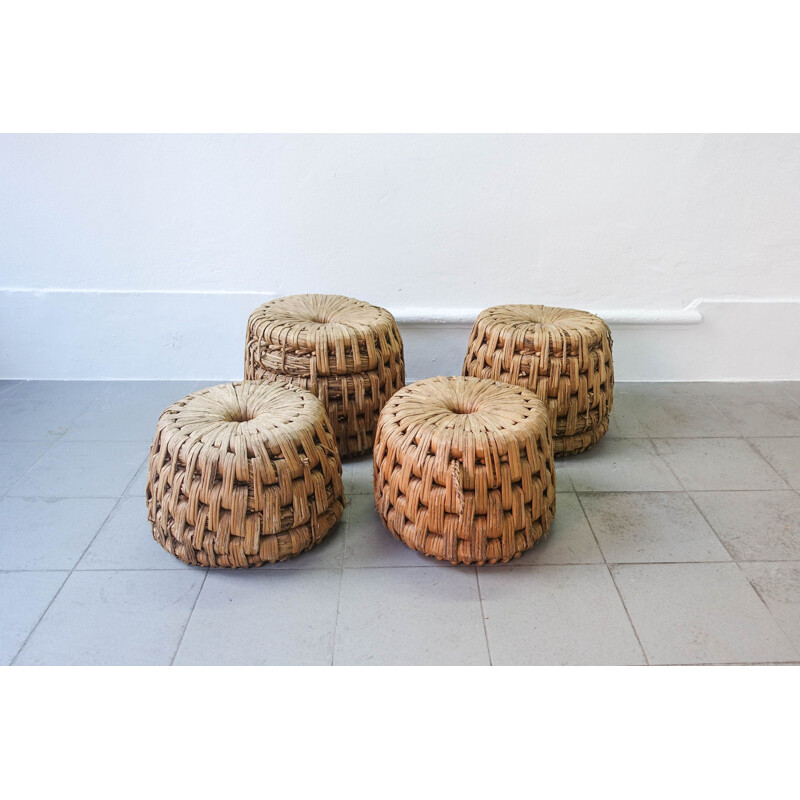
[650,432,743,568]
[741,437,792,491]
[685,493,739,564]
[9,487,130,665]
[779,384,800,409]
[606,567,650,666]
[656,436,747,568]
[329,567,345,667]
[690,489,800,661]
[0,567,199,573]
[1,383,115,500]
[746,436,800,503]
[0,380,28,401]
[736,565,800,656]
[671,452,800,663]
[0,439,62,502]
[328,500,352,667]
[7,443,149,665]
[474,567,493,666]
[573,491,650,665]
[170,569,209,666]
[8,570,71,666]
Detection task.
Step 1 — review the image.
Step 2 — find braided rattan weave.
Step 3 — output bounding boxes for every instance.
[373,376,555,566]
[462,305,614,456]
[245,294,405,458]
[146,381,344,567]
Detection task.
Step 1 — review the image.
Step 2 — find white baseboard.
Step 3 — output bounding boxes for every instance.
[1,289,799,381]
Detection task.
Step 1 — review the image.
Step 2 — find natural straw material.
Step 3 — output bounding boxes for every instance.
[146,381,344,567]
[373,376,555,566]
[245,294,405,457]
[463,305,614,456]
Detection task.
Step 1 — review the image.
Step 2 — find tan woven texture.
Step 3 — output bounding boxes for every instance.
[462,305,614,456]
[245,294,405,458]
[146,381,344,568]
[373,376,556,566]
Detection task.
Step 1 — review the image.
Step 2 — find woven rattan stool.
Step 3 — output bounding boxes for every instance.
[245,294,405,458]
[373,376,555,566]
[146,381,344,568]
[462,305,614,456]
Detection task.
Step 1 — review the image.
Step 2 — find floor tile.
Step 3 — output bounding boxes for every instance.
[555,468,574,492]
[174,569,341,666]
[0,380,24,398]
[62,381,196,442]
[76,496,192,570]
[563,438,682,492]
[653,438,788,491]
[8,440,147,497]
[751,438,800,492]
[0,441,52,496]
[780,382,800,405]
[0,497,118,570]
[580,492,731,564]
[0,381,105,441]
[0,571,68,665]
[515,493,604,565]
[740,562,800,653]
[123,457,150,498]
[5,379,800,669]
[605,397,648,438]
[614,382,724,398]
[10,381,107,403]
[708,383,800,437]
[15,570,205,666]
[690,491,800,561]
[343,455,374,497]
[624,393,737,437]
[611,562,798,665]
[479,564,645,665]
[334,567,488,665]
[343,493,437,568]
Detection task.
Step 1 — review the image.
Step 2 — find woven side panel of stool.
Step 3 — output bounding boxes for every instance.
[373,376,556,566]
[245,294,405,457]
[249,367,395,458]
[146,381,344,568]
[462,305,614,456]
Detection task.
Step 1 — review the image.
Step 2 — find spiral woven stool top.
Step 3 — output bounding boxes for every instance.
[245,294,403,377]
[373,376,556,566]
[462,304,614,457]
[146,381,344,568]
[245,294,406,458]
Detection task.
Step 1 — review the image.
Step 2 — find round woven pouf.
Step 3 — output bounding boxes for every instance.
[373,376,556,566]
[146,381,345,568]
[245,294,405,458]
[462,305,614,456]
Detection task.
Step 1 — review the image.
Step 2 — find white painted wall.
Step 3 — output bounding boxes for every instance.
[1,134,799,380]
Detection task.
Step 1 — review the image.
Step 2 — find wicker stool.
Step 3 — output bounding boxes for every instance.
[245,294,405,458]
[146,381,344,568]
[373,376,555,566]
[462,305,614,456]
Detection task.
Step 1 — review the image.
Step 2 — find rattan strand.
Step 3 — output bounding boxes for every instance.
[146,381,344,567]
[245,294,405,457]
[373,376,555,566]
[462,305,614,456]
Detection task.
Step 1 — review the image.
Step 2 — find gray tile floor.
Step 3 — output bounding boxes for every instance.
[2,379,800,666]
